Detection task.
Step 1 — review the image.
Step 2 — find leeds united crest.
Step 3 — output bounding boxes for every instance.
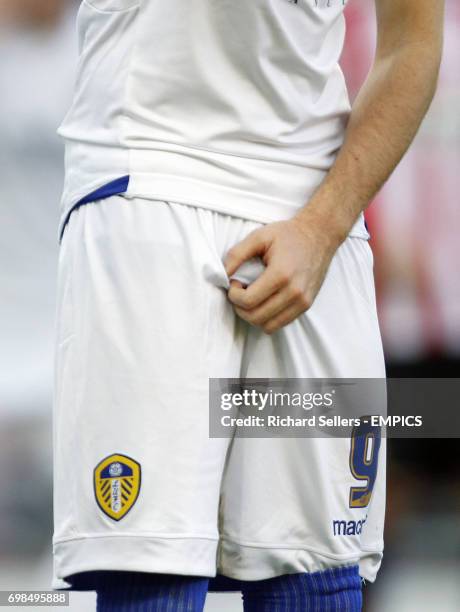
[94,454,141,520]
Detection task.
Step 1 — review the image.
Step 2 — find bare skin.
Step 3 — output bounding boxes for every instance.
[0,0,63,28]
[225,0,445,334]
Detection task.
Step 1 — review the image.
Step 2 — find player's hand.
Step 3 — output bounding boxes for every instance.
[224,211,343,334]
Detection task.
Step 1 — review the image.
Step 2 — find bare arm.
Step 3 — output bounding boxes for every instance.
[295,0,445,242]
[226,0,445,334]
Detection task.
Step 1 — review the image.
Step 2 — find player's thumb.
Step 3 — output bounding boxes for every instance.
[224,230,267,277]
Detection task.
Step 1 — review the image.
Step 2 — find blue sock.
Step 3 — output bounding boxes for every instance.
[95,572,209,612]
[240,565,362,612]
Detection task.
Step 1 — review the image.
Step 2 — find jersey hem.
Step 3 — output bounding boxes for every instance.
[58,176,369,243]
[58,143,369,242]
[125,172,368,240]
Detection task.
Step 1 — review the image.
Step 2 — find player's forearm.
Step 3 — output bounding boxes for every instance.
[295,38,443,245]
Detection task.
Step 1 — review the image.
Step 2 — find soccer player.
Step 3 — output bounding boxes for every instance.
[52,1,444,610]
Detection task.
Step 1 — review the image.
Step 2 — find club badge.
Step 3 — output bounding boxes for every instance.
[94,454,141,520]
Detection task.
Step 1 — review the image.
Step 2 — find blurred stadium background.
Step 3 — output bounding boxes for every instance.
[0,1,458,610]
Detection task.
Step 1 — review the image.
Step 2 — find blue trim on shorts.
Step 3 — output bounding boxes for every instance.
[59,175,130,242]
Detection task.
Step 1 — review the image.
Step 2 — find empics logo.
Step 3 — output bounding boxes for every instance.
[94,453,141,521]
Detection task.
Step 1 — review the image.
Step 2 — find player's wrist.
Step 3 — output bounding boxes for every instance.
[293,195,352,251]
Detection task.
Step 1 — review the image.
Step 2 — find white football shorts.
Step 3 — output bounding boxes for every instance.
[52,196,386,589]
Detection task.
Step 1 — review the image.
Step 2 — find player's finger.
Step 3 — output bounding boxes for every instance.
[228,265,290,310]
[231,286,296,326]
[224,229,268,277]
[234,298,301,331]
[262,302,305,335]
[229,279,245,290]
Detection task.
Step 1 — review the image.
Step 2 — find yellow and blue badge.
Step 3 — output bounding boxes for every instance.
[94,454,141,521]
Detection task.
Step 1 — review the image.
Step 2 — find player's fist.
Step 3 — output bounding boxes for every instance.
[224,213,341,334]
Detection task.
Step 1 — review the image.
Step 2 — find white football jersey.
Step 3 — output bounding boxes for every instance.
[58,0,368,238]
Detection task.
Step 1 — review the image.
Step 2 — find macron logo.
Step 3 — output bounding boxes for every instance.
[333,517,367,536]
